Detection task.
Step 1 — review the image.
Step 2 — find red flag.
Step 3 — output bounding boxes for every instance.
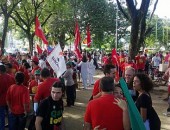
[36,44,43,54]
[74,48,82,60]
[35,16,48,45]
[115,71,120,83]
[112,48,120,82]
[86,24,91,47]
[112,48,120,67]
[74,22,81,49]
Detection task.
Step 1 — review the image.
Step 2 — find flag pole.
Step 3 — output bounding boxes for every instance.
[115,4,118,49]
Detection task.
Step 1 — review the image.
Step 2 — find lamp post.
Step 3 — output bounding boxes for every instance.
[115,4,118,49]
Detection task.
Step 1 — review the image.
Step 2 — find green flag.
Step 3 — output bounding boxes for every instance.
[119,78,146,130]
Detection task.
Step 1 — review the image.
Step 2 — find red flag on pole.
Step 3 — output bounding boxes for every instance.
[112,48,120,67]
[86,24,91,48]
[35,16,48,45]
[74,21,82,59]
[36,44,43,54]
[74,48,82,59]
[112,48,120,82]
[74,22,81,49]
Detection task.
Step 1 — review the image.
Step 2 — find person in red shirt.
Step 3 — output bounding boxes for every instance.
[135,52,146,73]
[23,62,31,87]
[29,70,41,94]
[8,55,19,73]
[34,68,59,112]
[119,50,126,76]
[84,77,130,130]
[0,64,15,130]
[18,59,27,72]
[6,72,30,130]
[121,57,137,77]
[104,54,112,65]
[4,63,15,78]
[31,56,41,76]
[92,64,116,99]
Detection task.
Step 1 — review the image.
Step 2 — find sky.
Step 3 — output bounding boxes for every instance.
[151,0,170,18]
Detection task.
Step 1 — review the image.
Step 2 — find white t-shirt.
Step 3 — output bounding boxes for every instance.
[152,56,161,67]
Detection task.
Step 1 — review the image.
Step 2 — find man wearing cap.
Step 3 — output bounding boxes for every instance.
[29,70,41,94]
[31,56,41,75]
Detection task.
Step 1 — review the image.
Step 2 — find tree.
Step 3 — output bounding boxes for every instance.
[0,0,22,55]
[116,0,159,59]
[77,0,130,49]
[47,0,75,49]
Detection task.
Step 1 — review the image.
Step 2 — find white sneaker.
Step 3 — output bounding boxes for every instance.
[163,112,170,117]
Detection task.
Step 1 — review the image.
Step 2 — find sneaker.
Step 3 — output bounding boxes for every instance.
[163,112,170,117]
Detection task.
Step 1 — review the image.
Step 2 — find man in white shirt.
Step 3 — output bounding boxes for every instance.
[151,53,161,67]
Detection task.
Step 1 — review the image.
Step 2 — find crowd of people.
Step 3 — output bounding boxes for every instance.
[0,48,169,130]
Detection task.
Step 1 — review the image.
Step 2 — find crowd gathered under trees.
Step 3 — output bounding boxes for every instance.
[1,47,170,129]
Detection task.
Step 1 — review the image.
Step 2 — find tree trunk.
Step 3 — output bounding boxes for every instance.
[137,17,146,50]
[129,17,140,60]
[58,32,65,50]
[1,15,9,55]
[27,34,34,55]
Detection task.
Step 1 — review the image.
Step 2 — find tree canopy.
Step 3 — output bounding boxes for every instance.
[0,0,169,56]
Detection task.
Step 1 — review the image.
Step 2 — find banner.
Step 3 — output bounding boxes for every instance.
[119,78,146,130]
[46,44,66,78]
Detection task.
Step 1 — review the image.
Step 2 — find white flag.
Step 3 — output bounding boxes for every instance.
[46,44,66,78]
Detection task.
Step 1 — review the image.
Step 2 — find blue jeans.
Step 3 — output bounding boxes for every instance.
[8,113,27,130]
[0,106,6,130]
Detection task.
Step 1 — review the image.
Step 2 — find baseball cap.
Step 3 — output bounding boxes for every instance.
[31,56,39,63]
[34,69,41,75]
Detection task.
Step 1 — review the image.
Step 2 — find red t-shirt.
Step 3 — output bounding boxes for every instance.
[121,62,137,73]
[12,64,19,74]
[7,72,15,79]
[0,73,15,106]
[34,78,59,102]
[92,79,101,96]
[84,94,124,130]
[23,69,30,87]
[18,66,25,72]
[29,80,38,94]
[6,84,30,114]
[31,66,41,75]
[135,56,146,70]
[102,56,108,64]
[119,55,125,65]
